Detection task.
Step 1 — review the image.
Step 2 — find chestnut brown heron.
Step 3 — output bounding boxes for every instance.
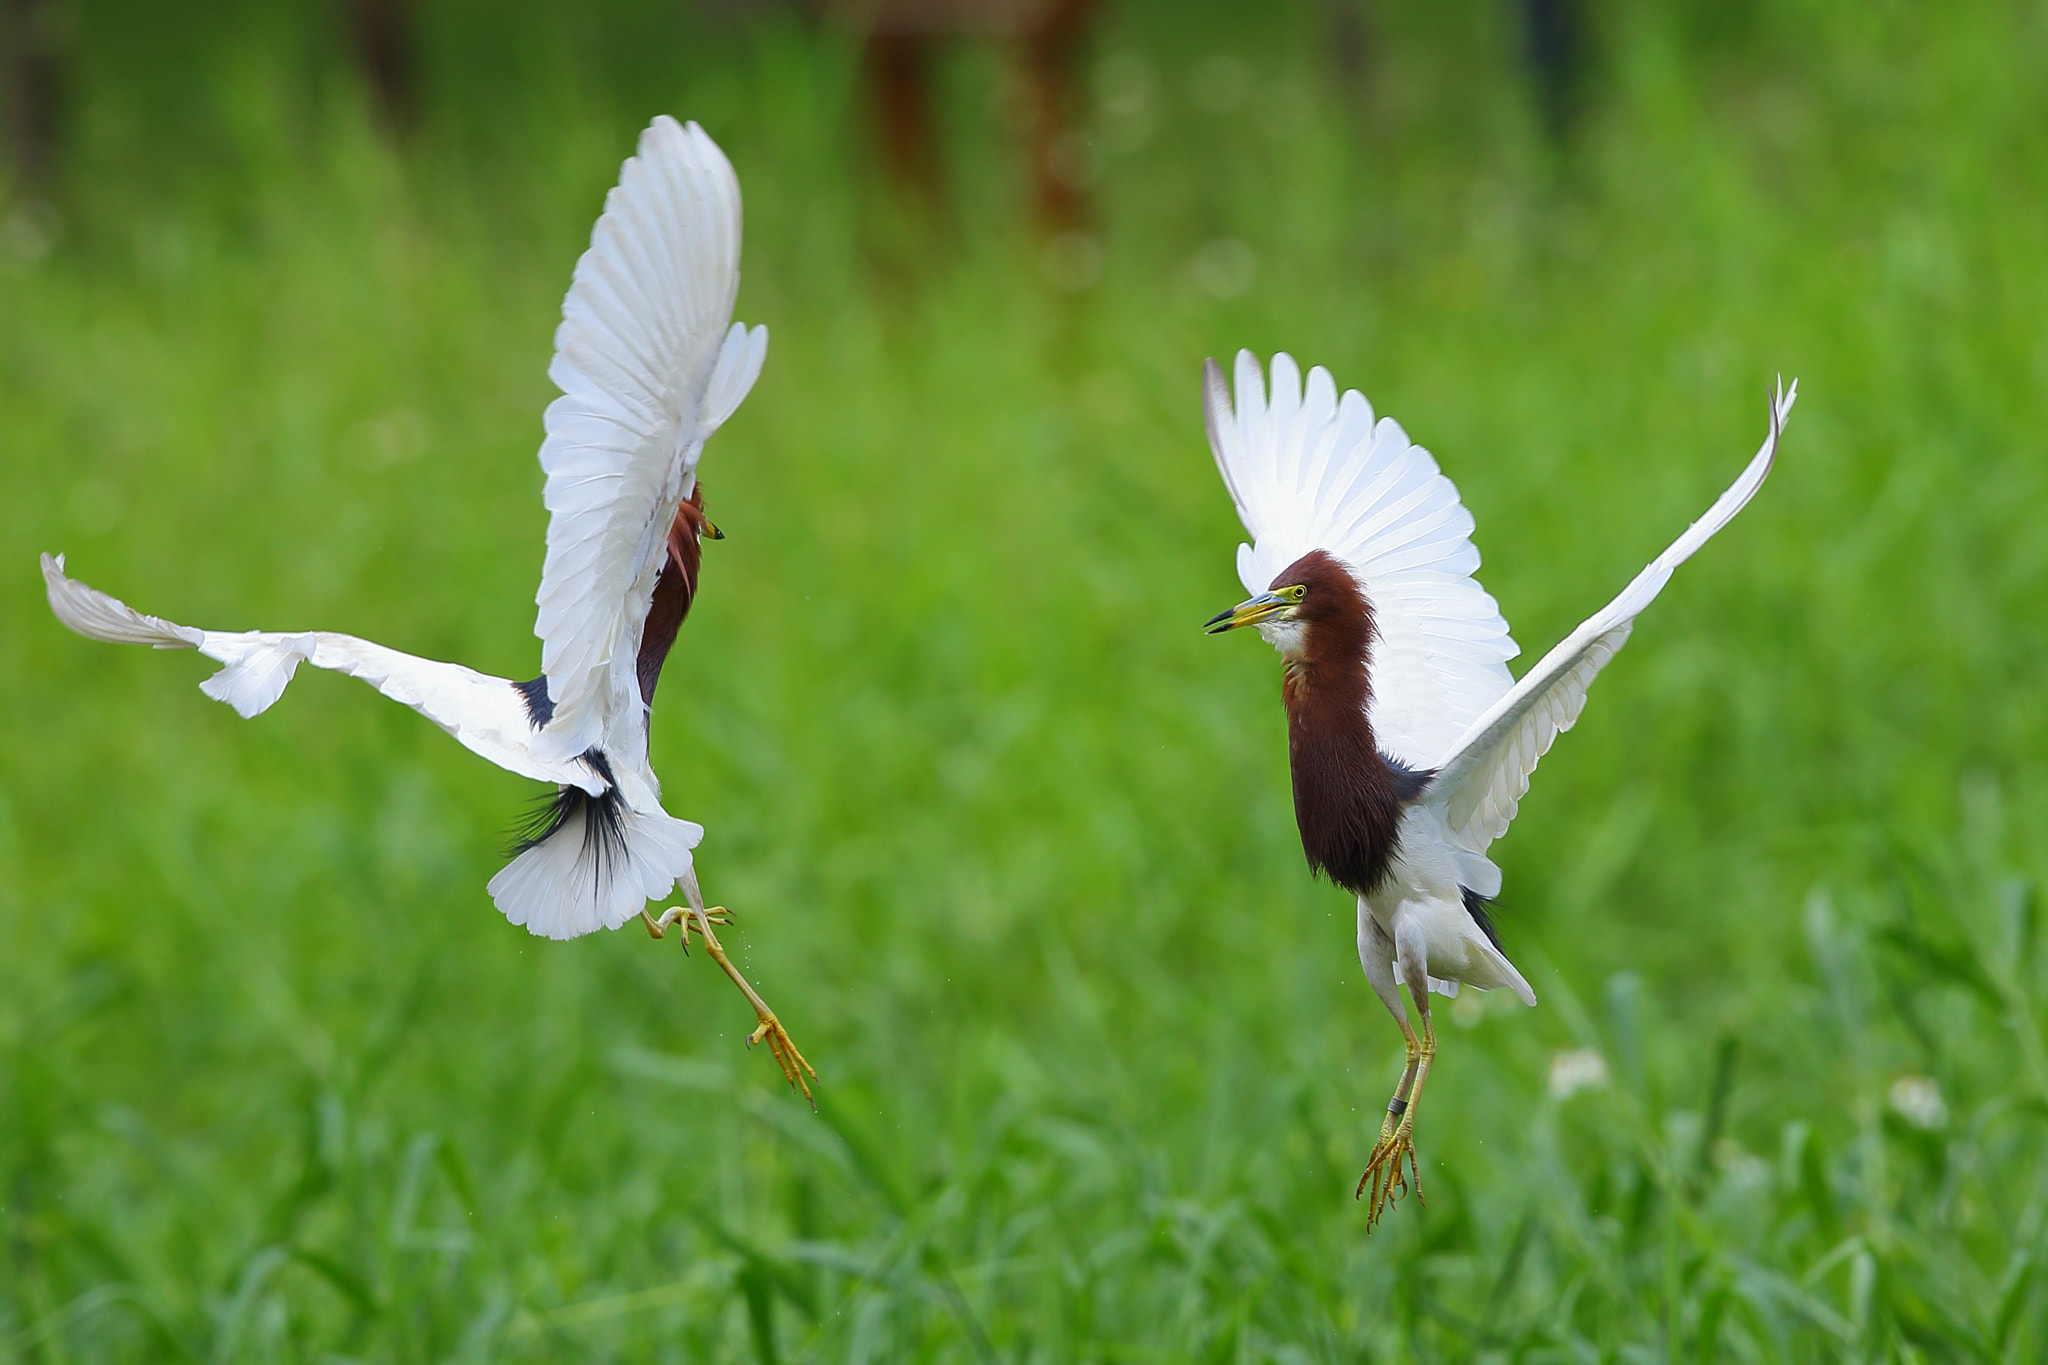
[1204,352,1794,1223]
[42,117,815,1102]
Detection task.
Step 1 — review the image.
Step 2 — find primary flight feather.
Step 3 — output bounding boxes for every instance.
[1204,351,1794,1221]
[43,116,812,1098]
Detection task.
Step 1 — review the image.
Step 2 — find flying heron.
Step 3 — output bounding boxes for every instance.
[1203,352,1793,1222]
[41,116,815,1102]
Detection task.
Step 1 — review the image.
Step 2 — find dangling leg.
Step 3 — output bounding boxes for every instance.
[1358,906,1438,1226]
[649,868,817,1107]
[1354,909,1420,1218]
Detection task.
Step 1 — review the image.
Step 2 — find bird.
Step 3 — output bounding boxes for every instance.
[41,116,815,1103]
[1202,352,1793,1223]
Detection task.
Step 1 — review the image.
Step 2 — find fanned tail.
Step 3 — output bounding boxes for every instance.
[487,785,703,940]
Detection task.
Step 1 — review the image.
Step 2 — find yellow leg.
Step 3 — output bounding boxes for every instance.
[645,903,817,1108]
[1357,1022,1436,1229]
[1358,1023,1421,1195]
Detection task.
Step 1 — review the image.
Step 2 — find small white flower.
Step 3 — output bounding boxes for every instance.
[1887,1075,1948,1130]
[1548,1048,1609,1100]
[1712,1139,1771,1190]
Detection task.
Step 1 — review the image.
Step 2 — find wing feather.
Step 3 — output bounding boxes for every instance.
[530,117,767,762]
[1206,351,1519,769]
[1427,380,1796,855]
[42,554,596,791]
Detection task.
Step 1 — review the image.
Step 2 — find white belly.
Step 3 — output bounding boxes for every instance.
[1360,806,1536,1003]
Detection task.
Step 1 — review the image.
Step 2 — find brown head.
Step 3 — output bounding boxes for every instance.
[1203,549,1374,669]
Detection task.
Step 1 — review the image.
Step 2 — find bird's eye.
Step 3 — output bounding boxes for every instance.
[1282,585,1307,603]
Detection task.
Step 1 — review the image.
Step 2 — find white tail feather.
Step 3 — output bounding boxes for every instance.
[487,797,703,940]
[1478,940,1538,1006]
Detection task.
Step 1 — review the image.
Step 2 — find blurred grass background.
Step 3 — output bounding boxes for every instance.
[3,0,2047,1359]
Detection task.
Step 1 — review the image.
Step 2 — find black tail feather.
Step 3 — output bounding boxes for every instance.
[1461,886,1504,952]
[506,749,626,895]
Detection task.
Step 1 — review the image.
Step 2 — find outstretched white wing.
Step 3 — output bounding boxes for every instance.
[1206,351,1519,769]
[41,553,597,792]
[1427,381,1796,859]
[45,550,701,937]
[531,116,767,763]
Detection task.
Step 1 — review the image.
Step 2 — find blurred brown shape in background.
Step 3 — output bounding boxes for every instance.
[349,0,420,134]
[4,0,65,190]
[839,0,1099,232]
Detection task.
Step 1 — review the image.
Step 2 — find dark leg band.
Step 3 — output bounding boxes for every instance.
[1387,1096,1408,1116]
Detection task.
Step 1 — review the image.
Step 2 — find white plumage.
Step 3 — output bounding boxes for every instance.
[43,116,764,943]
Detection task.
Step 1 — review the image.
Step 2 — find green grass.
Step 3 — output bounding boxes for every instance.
[4,2,2047,1359]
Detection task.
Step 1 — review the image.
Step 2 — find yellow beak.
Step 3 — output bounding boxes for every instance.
[1204,591,1291,634]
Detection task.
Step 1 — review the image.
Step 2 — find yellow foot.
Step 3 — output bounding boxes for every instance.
[641,905,733,953]
[1355,1120,1424,1228]
[746,1009,817,1108]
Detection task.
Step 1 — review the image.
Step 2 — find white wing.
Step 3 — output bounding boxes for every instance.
[1206,351,1519,769]
[1428,380,1796,859]
[42,554,597,792]
[531,116,767,763]
[43,551,703,935]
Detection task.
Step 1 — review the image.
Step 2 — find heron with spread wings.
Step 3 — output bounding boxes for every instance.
[42,117,815,1101]
[1203,352,1793,1222]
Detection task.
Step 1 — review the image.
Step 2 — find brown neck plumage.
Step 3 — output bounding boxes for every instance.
[1277,552,1410,898]
[636,486,710,709]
